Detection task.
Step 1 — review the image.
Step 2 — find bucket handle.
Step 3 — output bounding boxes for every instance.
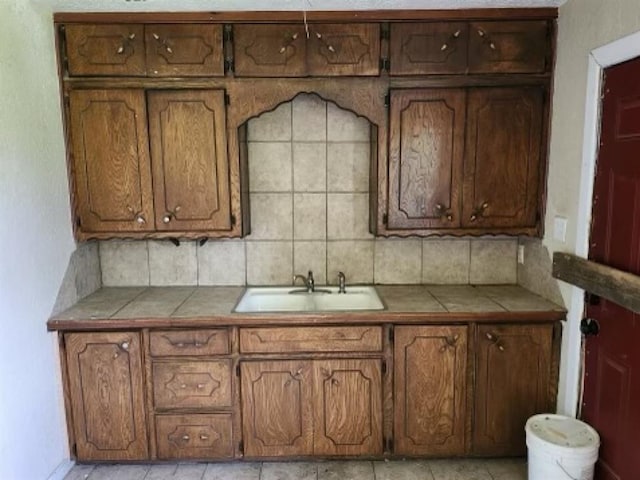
[556,460,580,480]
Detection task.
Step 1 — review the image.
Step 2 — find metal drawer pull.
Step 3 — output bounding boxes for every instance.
[199,434,209,441]
[197,383,205,389]
[172,341,205,348]
[441,43,448,51]
[182,434,190,441]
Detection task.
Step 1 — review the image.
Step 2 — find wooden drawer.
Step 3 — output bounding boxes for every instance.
[390,22,468,75]
[234,24,307,77]
[468,21,549,73]
[66,24,146,76]
[306,23,380,76]
[145,24,224,77]
[156,413,233,459]
[152,361,232,409]
[150,329,229,357]
[239,326,383,353]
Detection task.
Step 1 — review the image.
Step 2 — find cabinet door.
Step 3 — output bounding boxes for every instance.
[234,24,307,77]
[313,359,383,456]
[148,90,232,232]
[394,326,467,456]
[307,24,380,76]
[474,324,553,455]
[69,89,154,234]
[388,89,465,230]
[462,87,544,229]
[145,24,224,77]
[65,24,146,76]
[240,361,313,457]
[389,23,468,75]
[65,332,148,461]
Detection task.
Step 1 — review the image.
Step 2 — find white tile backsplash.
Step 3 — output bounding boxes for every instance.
[99,98,518,287]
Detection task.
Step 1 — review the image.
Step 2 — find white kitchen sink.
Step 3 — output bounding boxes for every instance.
[234,286,384,313]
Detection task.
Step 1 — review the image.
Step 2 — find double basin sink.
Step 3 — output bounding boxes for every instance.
[234,286,384,313]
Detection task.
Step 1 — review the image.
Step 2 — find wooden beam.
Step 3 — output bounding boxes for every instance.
[552,252,640,314]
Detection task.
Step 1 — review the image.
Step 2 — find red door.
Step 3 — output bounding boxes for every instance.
[583,57,640,480]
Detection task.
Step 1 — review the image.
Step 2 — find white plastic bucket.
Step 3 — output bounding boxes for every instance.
[525,414,600,480]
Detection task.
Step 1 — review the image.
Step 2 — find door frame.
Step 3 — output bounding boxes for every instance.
[562,29,640,416]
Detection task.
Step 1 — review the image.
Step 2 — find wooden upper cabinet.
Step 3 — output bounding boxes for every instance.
[306,23,380,76]
[234,24,307,77]
[390,23,468,75]
[145,25,224,77]
[65,332,148,461]
[394,326,467,456]
[148,90,232,232]
[388,89,465,230]
[474,324,554,456]
[66,24,146,76]
[462,87,544,229]
[468,21,549,74]
[69,89,154,234]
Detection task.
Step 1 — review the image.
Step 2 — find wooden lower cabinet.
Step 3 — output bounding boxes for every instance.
[155,413,233,460]
[473,324,554,455]
[394,326,468,456]
[64,332,148,461]
[240,359,383,457]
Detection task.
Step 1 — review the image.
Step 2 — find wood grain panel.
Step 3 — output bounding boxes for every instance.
[462,87,543,229]
[388,89,465,230]
[150,329,229,357]
[307,23,380,76]
[69,89,154,234]
[468,21,549,74]
[390,23,468,75]
[155,413,232,459]
[234,24,307,77]
[241,361,313,457]
[65,332,148,461]
[394,325,467,456]
[66,24,146,76]
[473,323,553,455]
[145,24,224,77]
[313,359,383,456]
[239,326,383,353]
[148,89,231,232]
[152,360,232,409]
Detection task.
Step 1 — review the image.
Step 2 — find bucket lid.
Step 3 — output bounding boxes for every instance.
[526,414,600,451]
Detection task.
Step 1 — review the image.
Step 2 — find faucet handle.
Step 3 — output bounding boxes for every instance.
[338,271,346,293]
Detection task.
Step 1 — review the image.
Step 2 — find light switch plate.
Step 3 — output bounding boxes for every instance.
[517,245,525,264]
[554,216,568,243]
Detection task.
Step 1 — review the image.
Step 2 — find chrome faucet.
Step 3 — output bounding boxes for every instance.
[293,270,315,293]
[337,271,346,294]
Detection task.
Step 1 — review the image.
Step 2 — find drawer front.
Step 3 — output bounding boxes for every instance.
[468,21,549,73]
[234,24,307,77]
[153,361,232,409]
[156,413,233,459]
[240,326,383,353]
[307,23,380,76]
[150,329,229,357]
[145,24,224,77]
[390,23,468,75]
[66,24,146,76]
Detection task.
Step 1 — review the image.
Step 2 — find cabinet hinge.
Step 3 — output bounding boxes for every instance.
[224,93,231,106]
[382,360,387,374]
[388,327,394,342]
[238,440,244,454]
[224,24,234,42]
[71,442,77,458]
[230,214,236,226]
[380,58,390,72]
[380,24,390,40]
[224,59,234,74]
[383,93,390,107]
[382,213,388,225]
[235,363,241,376]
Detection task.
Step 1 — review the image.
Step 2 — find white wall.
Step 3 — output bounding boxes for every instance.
[0,1,76,479]
[549,0,640,415]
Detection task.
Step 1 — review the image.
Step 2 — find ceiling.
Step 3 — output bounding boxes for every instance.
[36,0,566,13]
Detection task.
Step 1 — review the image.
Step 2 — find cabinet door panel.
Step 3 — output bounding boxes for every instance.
[390,23,468,75]
[313,359,383,456]
[148,90,231,232]
[66,24,146,76]
[388,89,465,229]
[69,89,154,233]
[307,24,380,76]
[394,326,467,456]
[234,24,307,77]
[241,361,313,457]
[474,324,553,455]
[65,332,148,461]
[463,87,544,229]
[145,24,224,77]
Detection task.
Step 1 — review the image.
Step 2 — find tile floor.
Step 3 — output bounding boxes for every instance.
[64,459,527,480]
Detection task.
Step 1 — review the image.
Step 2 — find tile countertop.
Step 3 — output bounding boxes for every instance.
[48,285,566,331]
